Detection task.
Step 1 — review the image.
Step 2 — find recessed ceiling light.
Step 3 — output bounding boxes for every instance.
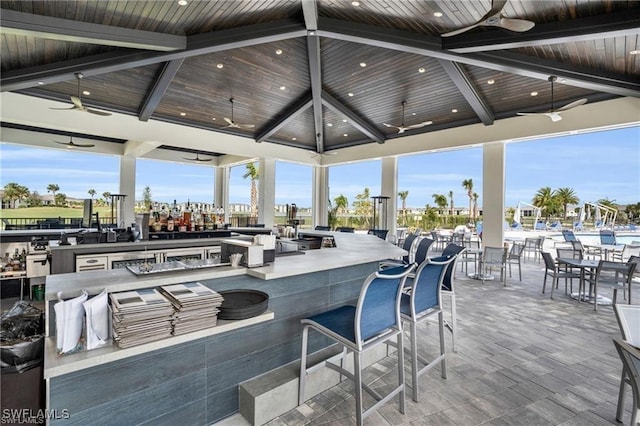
[360,62,367,67]
[352,1,360,6]
[275,49,283,55]
[348,92,354,97]
[308,30,315,35]
[280,86,286,90]
[452,109,458,113]
[559,78,567,83]
[630,49,640,55]
[216,63,223,69]
[178,0,187,5]
[487,79,495,85]
[412,112,416,116]
[433,12,443,17]
[82,90,90,96]
[292,137,297,141]
[212,117,216,120]
[530,91,538,96]
[342,119,348,122]
[180,112,186,116]
[327,123,333,127]
[418,67,426,73]
[37,81,44,85]
[343,133,348,137]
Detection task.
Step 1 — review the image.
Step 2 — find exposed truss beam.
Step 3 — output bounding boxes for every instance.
[139,59,185,122]
[442,8,640,53]
[321,91,385,144]
[437,60,494,125]
[255,92,313,142]
[1,19,307,92]
[307,35,325,153]
[301,0,318,31]
[317,17,640,98]
[0,9,186,51]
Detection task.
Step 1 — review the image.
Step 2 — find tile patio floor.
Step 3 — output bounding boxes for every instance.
[265,254,638,426]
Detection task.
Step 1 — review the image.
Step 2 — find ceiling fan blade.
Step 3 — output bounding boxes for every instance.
[51,139,95,148]
[49,106,79,111]
[86,108,112,116]
[405,121,433,129]
[71,96,84,109]
[516,112,545,117]
[557,98,587,112]
[441,23,481,37]
[223,117,235,125]
[547,112,563,122]
[238,123,255,129]
[383,123,396,129]
[497,17,535,32]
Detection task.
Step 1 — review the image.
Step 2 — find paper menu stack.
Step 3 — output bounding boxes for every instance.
[54,290,89,354]
[159,282,224,335]
[83,289,110,350]
[110,288,174,349]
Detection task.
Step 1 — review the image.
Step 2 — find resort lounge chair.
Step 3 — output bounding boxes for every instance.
[548,221,562,231]
[511,221,523,230]
[573,221,584,231]
[535,221,547,231]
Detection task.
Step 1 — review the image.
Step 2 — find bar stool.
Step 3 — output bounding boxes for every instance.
[298,264,414,426]
[440,244,466,352]
[399,255,456,402]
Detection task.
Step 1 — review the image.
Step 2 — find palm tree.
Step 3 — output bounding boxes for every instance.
[472,192,479,222]
[462,178,473,222]
[2,182,29,208]
[432,194,448,216]
[398,190,408,226]
[353,187,372,228]
[102,191,111,207]
[532,187,557,220]
[555,187,579,219]
[448,190,454,217]
[242,162,259,218]
[47,183,59,198]
[334,194,349,215]
[88,189,96,199]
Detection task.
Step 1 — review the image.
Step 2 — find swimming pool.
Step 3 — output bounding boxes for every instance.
[548,233,640,245]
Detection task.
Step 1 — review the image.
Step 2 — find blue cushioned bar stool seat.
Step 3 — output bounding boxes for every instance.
[439,244,466,353]
[396,255,456,402]
[298,264,415,426]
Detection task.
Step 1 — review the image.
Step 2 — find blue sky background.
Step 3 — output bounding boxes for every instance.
[1,126,638,209]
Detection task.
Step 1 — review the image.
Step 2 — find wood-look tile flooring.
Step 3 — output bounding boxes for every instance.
[265,255,637,426]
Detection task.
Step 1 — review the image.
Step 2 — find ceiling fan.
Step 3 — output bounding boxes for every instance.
[224,98,255,129]
[517,76,588,122]
[50,136,95,148]
[383,101,432,134]
[181,153,212,162]
[308,150,338,158]
[49,72,112,116]
[441,0,535,37]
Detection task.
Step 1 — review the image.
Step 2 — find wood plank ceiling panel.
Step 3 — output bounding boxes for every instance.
[26,64,162,113]
[154,38,310,133]
[272,107,316,148]
[322,105,370,148]
[321,38,477,135]
[462,65,598,114]
[513,35,640,76]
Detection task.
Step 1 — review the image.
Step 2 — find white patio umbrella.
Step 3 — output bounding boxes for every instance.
[513,205,521,224]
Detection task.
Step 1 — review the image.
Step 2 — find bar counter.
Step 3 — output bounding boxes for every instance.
[44,232,404,425]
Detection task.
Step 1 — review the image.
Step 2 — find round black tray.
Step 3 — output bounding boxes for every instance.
[218,289,269,320]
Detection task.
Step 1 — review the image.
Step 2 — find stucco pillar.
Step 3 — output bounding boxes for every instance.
[312,166,329,227]
[381,157,398,240]
[482,142,506,247]
[258,158,276,227]
[119,156,136,228]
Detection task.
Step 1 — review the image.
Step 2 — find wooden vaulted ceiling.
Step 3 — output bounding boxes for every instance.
[1,0,638,157]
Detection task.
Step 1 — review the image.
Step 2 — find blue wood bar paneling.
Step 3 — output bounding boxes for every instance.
[48,261,378,424]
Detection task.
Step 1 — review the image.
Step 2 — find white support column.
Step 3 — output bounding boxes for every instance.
[215,166,230,223]
[119,156,136,228]
[312,166,329,227]
[482,143,506,247]
[381,157,398,239]
[258,158,276,227]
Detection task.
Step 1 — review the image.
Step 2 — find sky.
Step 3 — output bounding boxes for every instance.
[0,126,638,209]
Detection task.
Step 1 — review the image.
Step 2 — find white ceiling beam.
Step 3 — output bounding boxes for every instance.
[123,140,163,157]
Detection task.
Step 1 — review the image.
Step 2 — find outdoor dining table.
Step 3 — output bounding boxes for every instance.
[557,257,629,307]
[583,243,625,261]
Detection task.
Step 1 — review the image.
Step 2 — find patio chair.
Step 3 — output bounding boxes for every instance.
[600,230,617,245]
[583,260,637,311]
[506,242,525,281]
[616,256,640,303]
[562,229,577,242]
[523,237,543,263]
[478,246,507,286]
[557,246,583,295]
[314,225,331,231]
[298,264,414,425]
[397,256,455,402]
[335,227,354,233]
[368,229,389,240]
[413,237,435,266]
[612,338,640,425]
[380,233,419,269]
[541,251,580,299]
[440,243,466,352]
[458,236,480,276]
